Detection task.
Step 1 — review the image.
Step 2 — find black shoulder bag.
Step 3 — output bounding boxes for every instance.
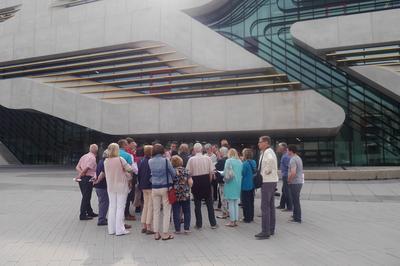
[253,152,264,189]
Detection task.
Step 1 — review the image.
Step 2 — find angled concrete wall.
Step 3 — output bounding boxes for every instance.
[348,65,400,102]
[290,9,400,101]
[291,9,400,54]
[0,77,345,136]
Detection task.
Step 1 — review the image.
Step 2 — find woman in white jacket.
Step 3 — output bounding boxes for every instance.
[104,143,133,236]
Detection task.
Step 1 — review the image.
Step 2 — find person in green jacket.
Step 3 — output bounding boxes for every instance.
[223,148,243,227]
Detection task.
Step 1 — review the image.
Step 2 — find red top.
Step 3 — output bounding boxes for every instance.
[126,148,140,164]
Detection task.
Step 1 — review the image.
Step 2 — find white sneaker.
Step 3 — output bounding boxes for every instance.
[116,230,130,236]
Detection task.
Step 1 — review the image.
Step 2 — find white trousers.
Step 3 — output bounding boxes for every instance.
[107,191,128,235]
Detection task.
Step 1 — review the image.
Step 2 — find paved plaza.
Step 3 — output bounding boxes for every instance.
[0,167,399,266]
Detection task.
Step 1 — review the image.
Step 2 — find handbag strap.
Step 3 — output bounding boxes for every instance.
[248,160,256,174]
[119,157,125,171]
[165,158,170,188]
[258,151,265,171]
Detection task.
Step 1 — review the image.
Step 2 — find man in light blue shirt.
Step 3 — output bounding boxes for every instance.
[276,142,292,211]
[119,140,133,165]
[118,139,135,223]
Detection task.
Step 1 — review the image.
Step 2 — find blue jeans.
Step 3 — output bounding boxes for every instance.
[227,199,239,222]
[95,188,109,224]
[172,200,191,231]
[290,184,302,222]
[279,177,293,210]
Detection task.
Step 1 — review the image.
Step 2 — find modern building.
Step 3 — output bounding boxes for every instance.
[0,0,399,166]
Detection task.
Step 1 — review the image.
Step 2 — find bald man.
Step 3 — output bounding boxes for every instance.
[76,144,98,220]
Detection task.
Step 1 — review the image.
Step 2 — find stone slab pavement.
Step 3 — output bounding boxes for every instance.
[0,168,399,266]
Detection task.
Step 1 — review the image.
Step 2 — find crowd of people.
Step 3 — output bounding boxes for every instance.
[75,136,304,240]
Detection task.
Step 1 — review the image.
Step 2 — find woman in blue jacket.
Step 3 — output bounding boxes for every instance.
[223,148,243,227]
[241,148,256,223]
[148,144,176,240]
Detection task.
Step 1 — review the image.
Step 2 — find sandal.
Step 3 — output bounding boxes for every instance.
[141,228,147,234]
[154,233,161,240]
[146,230,155,235]
[225,223,235,227]
[162,235,174,241]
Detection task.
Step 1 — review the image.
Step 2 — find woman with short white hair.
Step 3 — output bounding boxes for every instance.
[104,143,133,236]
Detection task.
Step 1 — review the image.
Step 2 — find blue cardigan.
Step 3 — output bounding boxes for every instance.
[242,159,256,191]
[138,157,152,190]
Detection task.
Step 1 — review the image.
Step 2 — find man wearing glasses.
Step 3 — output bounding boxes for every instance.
[255,136,279,239]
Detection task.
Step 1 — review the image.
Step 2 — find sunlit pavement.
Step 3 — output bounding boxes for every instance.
[0,167,399,266]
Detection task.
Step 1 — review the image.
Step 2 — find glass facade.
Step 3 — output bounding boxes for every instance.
[0,105,118,165]
[205,0,400,166]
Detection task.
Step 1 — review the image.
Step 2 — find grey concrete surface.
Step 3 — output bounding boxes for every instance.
[0,168,399,265]
[304,166,400,180]
[291,9,400,53]
[348,65,400,102]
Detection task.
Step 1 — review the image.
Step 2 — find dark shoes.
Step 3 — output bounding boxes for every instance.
[289,219,302,223]
[80,216,93,221]
[88,213,98,218]
[97,222,108,226]
[276,206,284,209]
[125,215,136,221]
[146,230,155,235]
[254,232,270,239]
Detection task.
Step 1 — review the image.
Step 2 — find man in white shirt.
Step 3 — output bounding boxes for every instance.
[255,136,279,239]
[186,143,217,229]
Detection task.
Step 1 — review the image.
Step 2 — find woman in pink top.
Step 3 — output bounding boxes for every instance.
[104,143,133,236]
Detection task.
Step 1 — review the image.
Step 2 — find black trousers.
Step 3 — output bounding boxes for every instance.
[79,176,94,218]
[241,190,255,222]
[193,195,217,228]
[212,180,218,202]
[279,177,293,210]
[124,189,135,217]
[217,183,222,209]
[261,182,277,235]
[290,183,302,222]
